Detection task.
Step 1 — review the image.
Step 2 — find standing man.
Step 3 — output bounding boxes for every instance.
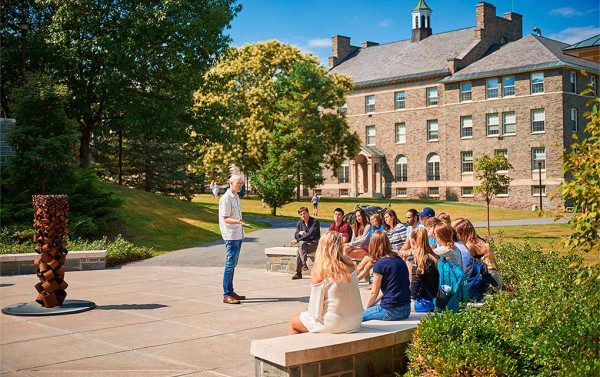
[291,206,321,280]
[311,193,319,217]
[219,175,248,304]
[329,208,352,243]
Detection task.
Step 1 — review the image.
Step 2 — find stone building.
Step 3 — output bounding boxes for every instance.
[316,0,599,210]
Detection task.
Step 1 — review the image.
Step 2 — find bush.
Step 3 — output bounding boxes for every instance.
[406,242,600,377]
[0,228,153,266]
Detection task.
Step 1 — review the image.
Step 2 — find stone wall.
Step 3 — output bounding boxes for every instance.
[0,250,107,276]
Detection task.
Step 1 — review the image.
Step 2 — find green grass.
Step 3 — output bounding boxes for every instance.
[104,184,269,252]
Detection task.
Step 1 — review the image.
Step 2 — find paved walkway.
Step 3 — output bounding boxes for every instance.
[1,215,567,376]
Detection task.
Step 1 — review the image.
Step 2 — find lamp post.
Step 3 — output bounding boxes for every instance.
[19,20,29,81]
[537,161,543,212]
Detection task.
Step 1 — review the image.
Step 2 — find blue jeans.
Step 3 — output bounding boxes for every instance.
[223,239,242,296]
[362,303,411,321]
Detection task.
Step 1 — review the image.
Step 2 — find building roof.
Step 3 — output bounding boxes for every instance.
[329,27,475,87]
[413,0,431,12]
[442,34,600,82]
[360,145,385,158]
[563,34,600,63]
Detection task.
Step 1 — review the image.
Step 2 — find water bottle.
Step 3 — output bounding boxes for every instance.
[441,284,451,293]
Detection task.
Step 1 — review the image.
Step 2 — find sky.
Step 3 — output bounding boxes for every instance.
[227,0,600,65]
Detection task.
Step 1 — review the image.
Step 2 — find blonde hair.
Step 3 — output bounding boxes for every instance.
[368,232,393,262]
[411,228,437,274]
[453,219,498,270]
[312,231,355,282]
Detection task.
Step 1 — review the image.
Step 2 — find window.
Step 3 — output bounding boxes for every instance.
[426,87,438,106]
[427,119,438,141]
[339,102,347,116]
[497,186,508,196]
[460,116,473,138]
[460,82,472,102]
[365,95,375,113]
[395,155,408,182]
[428,187,440,197]
[570,71,577,93]
[494,149,508,159]
[570,108,578,132]
[338,160,349,183]
[366,125,376,145]
[339,189,349,197]
[461,187,473,197]
[502,112,516,134]
[486,113,499,136]
[396,188,407,197]
[531,72,544,94]
[486,78,499,99]
[314,190,322,196]
[394,91,406,110]
[461,151,474,173]
[532,185,546,197]
[395,123,406,144]
[531,109,545,133]
[503,76,515,96]
[427,153,440,181]
[531,148,546,170]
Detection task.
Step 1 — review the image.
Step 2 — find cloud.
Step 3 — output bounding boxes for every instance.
[547,25,600,44]
[307,38,331,48]
[548,7,598,17]
[378,19,391,27]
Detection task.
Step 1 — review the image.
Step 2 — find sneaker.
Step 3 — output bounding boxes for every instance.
[223,295,240,304]
[291,273,303,280]
[231,292,246,300]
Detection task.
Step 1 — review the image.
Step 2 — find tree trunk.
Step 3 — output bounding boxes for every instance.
[486,200,491,238]
[118,130,123,185]
[271,207,277,216]
[296,171,301,201]
[79,122,93,168]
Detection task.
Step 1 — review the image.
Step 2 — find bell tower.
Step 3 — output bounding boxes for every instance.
[411,0,432,43]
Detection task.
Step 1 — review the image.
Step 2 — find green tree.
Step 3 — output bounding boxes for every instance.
[474,154,512,237]
[2,0,241,168]
[250,157,296,216]
[560,94,600,253]
[193,41,359,203]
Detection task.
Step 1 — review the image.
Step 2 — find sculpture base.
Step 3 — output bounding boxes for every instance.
[2,299,96,316]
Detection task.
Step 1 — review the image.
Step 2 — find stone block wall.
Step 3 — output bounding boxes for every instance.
[0,251,107,276]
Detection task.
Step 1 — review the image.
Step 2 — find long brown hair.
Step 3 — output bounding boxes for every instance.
[353,208,370,236]
[411,228,437,274]
[312,231,355,282]
[453,219,498,270]
[383,209,399,230]
[433,223,455,249]
[368,232,393,262]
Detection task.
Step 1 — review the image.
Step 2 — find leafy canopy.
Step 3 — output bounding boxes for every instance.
[474,153,512,237]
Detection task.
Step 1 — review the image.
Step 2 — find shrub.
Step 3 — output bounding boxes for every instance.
[406,242,600,377]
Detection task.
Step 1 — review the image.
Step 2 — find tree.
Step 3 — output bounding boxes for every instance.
[560,92,600,254]
[1,0,241,168]
[474,154,512,237]
[250,157,296,216]
[193,41,360,203]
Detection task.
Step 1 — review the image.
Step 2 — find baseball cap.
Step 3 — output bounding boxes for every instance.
[418,207,435,217]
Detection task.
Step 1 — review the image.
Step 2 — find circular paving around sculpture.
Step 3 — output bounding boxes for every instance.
[2,299,96,316]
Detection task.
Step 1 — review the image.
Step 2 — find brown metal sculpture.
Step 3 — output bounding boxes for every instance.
[32,195,69,308]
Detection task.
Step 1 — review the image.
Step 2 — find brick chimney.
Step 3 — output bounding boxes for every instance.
[329,35,359,68]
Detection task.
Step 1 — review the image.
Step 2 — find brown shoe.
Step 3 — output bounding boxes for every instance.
[223,295,240,304]
[231,292,246,300]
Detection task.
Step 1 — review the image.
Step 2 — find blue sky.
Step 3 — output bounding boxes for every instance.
[228,0,600,65]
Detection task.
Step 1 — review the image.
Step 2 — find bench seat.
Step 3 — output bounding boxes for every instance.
[0,250,107,276]
[251,312,428,376]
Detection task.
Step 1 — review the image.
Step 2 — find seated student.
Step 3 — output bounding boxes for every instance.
[355,213,384,281]
[291,206,321,280]
[453,219,503,288]
[432,222,463,268]
[289,231,363,334]
[329,208,352,243]
[400,209,422,257]
[362,232,411,321]
[407,228,439,312]
[384,209,407,251]
[343,208,372,260]
[450,217,473,273]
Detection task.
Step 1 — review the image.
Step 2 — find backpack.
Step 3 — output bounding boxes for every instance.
[434,256,468,312]
[465,257,494,302]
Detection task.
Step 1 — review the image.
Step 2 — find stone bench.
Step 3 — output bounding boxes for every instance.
[0,250,107,276]
[251,312,427,377]
[265,246,315,274]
